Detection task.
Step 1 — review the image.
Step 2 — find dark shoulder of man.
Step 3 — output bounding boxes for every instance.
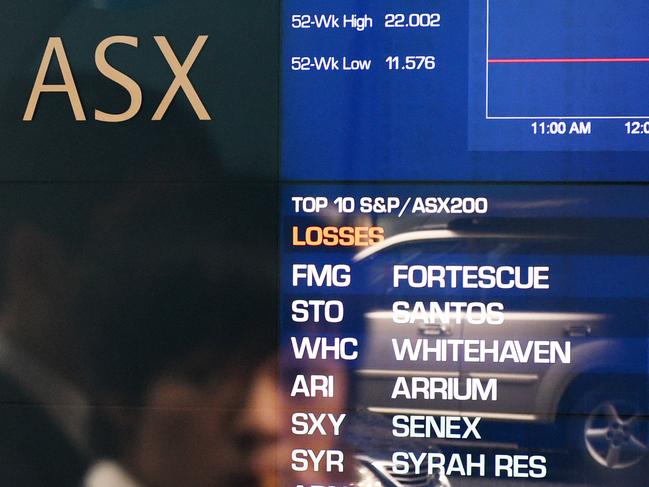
[0,373,89,486]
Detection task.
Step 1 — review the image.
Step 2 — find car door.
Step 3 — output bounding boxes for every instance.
[354,237,470,415]
[458,238,607,422]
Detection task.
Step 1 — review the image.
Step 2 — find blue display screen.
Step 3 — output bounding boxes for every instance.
[283,0,649,181]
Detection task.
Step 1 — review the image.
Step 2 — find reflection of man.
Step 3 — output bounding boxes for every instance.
[74,184,278,487]
[0,59,217,483]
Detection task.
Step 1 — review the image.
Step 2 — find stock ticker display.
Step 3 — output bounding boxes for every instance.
[280,2,649,487]
[5,1,647,487]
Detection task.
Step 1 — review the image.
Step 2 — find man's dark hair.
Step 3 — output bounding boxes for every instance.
[76,181,277,409]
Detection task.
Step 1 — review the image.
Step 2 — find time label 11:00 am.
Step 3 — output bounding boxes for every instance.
[529,121,649,137]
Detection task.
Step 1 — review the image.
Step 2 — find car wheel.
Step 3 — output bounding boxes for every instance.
[571,386,648,480]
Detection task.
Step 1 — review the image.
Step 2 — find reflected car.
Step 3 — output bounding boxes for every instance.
[353,218,649,480]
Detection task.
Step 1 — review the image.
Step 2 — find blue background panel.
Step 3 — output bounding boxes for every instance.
[283,0,649,181]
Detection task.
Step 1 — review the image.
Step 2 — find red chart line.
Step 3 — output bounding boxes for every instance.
[489,57,649,64]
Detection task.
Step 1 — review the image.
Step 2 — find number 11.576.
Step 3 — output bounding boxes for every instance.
[385,55,436,71]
